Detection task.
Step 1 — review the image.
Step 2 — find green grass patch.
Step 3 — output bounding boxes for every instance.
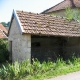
[0,58,80,80]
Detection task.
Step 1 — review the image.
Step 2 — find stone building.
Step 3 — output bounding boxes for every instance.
[42,0,80,17]
[8,10,80,62]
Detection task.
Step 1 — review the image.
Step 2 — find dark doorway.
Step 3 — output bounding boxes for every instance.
[31,36,64,62]
[9,41,12,62]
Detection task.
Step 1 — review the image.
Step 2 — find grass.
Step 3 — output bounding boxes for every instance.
[0,58,80,80]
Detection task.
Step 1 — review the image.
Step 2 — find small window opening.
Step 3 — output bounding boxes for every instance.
[32,42,40,47]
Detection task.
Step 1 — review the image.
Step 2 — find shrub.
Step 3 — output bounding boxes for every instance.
[65,7,74,21]
[0,39,9,63]
[0,58,80,80]
[65,7,80,22]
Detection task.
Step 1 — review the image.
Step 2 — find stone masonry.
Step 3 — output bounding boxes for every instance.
[8,17,31,62]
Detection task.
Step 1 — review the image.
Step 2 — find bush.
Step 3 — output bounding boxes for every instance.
[0,58,80,80]
[0,39,9,63]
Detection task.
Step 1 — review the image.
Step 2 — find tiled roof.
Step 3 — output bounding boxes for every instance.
[0,24,8,34]
[42,0,80,14]
[16,10,80,37]
[74,0,80,7]
[0,24,8,39]
[0,30,7,38]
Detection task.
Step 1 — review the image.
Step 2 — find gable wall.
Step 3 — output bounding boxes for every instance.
[48,8,80,17]
[8,17,31,62]
[48,10,65,17]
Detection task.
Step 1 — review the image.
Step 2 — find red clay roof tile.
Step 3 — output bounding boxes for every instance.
[16,10,80,37]
[0,30,7,38]
[0,24,8,33]
[0,24,8,39]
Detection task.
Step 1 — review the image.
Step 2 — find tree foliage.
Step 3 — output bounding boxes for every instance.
[65,7,80,22]
[65,7,74,21]
[1,22,7,27]
[0,39,9,63]
[1,21,10,27]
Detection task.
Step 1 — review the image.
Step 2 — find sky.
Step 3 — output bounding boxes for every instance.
[0,0,63,23]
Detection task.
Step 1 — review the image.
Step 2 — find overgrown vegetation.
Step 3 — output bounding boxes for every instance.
[0,58,80,80]
[0,39,9,63]
[50,7,80,22]
[65,7,80,21]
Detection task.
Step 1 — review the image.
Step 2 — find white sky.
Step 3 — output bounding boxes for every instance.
[0,0,63,23]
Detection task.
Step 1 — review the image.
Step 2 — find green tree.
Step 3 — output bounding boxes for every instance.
[1,22,7,27]
[65,7,80,22]
[73,9,80,22]
[0,39,9,63]
[65,7,74,21]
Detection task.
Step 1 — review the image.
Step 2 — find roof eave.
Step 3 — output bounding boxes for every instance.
[14,10,24,34]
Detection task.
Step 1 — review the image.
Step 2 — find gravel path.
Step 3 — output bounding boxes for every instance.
[46,71,80,80]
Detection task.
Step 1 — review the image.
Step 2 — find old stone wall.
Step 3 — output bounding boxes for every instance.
[31,36,60,62]
[48,10,65,17]
[31,36,80,62]
[8,17,31,62]
[63,37,80,59]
